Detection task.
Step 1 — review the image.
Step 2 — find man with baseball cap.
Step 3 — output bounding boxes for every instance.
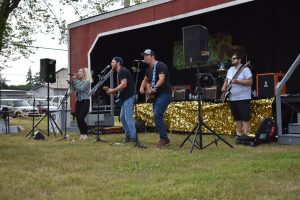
[106,56,137,145]
[139,49,172,147]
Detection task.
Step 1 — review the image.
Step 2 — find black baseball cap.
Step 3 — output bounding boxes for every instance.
[112,57,123,65]
[141,49,155,56]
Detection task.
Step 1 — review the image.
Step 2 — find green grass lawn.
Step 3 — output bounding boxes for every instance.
[0,117,299,200]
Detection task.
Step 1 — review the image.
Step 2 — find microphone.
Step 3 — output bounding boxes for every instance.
[131,67,141,72]
[133,60,146,63]
[66,80,73,84]
[100,65,111,74]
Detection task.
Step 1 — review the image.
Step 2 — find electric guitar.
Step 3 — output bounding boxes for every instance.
[103,86,123,106]
[221,61,251,103]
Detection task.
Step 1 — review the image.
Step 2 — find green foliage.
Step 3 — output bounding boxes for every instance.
[0,0,128,68]
[25,66,33,86]
[25,66,40,88]
[32,71,41,87]
[0,0,150,69]
[5,83,32,90]
[0,78,9,89]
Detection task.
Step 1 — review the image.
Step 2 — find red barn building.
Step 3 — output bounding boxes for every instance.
[68,0,300,117]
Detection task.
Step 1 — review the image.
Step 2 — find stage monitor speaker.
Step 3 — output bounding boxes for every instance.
[182,25,209,64]
[201,86,221,100]
[174,89,190,101]
[40,58,56,83]
[256,73,286,98]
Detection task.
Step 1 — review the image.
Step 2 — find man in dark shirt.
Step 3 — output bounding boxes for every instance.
[139,49,172,147]
[106,57,136,143]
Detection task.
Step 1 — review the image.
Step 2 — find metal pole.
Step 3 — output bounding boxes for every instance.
[276,53,300,136]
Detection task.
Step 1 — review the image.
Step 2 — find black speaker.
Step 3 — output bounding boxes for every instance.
[40,58,56,83]
[257,74,274,98]
[182,25,209,64]
[256,73,286,98]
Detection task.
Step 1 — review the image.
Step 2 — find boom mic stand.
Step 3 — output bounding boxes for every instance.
[89,69,113,143]
[132,60,147,148]
[179,64,233,153]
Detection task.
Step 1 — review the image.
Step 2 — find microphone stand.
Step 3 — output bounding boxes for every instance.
[132,60,147,148]
[93,74,106,143]
[58,78,73,141]
[89,70,112,143]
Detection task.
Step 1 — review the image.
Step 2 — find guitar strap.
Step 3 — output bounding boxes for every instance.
[117,68,120,85]
[116,68,122,100]
[232,64,243,80]
[151,62,158,87]
[117,73,119,86]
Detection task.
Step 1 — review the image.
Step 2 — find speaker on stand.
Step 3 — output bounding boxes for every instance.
[180,25,233,152]
[182,25,209,64]
[26,58,63,139]
[40,58,56,83]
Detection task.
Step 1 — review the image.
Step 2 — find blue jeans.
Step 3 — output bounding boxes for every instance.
[120,96,136,139]
[153,93,172,139]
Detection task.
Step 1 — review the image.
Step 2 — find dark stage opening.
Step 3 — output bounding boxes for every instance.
[90,0,300,106]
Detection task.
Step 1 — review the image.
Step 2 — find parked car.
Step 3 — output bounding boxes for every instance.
[27,99,58,114]
[0,99,39,117]
[45,95,65,108]
[0,104,16,117]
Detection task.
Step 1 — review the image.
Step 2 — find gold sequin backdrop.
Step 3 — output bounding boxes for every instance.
[135,99,274,135]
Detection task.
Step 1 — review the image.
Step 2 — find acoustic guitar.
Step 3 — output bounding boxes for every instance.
[145,83,155,103]
[221,61,251,103]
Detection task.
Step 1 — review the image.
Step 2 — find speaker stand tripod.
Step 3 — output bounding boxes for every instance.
[179,65,233,153]
[25,82,63,138]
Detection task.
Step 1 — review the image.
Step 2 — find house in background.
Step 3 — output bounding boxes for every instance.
[0,90,33,99]
[31,68,69,98]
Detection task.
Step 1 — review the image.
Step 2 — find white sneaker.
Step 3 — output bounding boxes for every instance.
[83,134,88,140]
[79,134,84,140]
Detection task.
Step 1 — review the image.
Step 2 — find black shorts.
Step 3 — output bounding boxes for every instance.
[229,100,251,121]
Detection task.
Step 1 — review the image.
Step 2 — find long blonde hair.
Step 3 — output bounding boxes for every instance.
[80,68,93,83]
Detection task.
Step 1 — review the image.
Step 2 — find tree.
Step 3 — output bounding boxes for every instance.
[0,73,9,89]
[0,0,118,68]
[0,0,147,69]
[32,72,40,87]
[124,0,145,7]
[25,66,33,86]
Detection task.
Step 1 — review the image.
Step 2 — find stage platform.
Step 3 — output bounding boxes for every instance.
[135,99,274,135]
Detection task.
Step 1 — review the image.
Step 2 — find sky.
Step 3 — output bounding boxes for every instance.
[1,1,123,86]
[2,38,68,85]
